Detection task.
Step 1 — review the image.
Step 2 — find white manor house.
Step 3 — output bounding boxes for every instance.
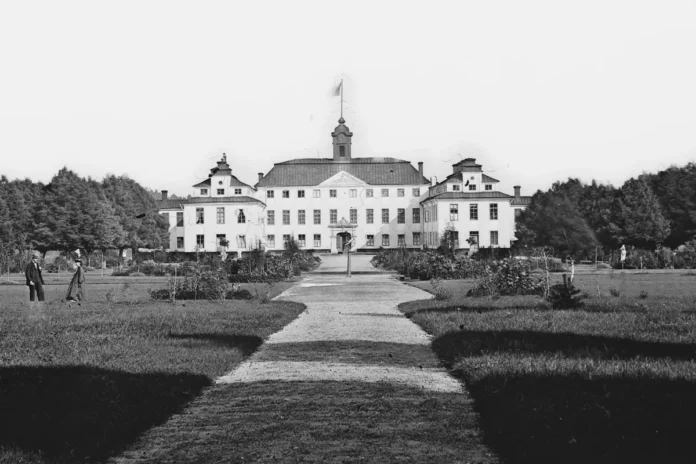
[156,117,530,255]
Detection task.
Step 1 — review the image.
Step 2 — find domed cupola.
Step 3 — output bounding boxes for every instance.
[331,117,353,161]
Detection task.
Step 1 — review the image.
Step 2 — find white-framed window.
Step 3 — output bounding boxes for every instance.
[424,210,430,222]
[330,189,337,198]
[238,209,246,223]
[217,207,225,224]
[196,208,204,224]
[176,237,184,249]
[283,210,290,225]
[314,234,321,247]
[298,190,305,198]
[217,188,225,195]
[237,235,247,248]
[397,208,405,224]
[366,235,375,246]
[267,190,274,198]
[196,234,204,247]
[485,184,492,191]
[490,231,499,246]
[381,188,389,197]
[412,208,420,223]
[366,189,374,197]
[412,232,421,246]
[382,209,389,224]
[398,234,406,246]
[200,188,208,195]
[350,208,357,223]
[298,210,305,225]
[298,234,306,247]
[412,188,420,197]
[176,212,184,227]
[313,189,320,198]
[267,235,275,248]
[452,184,461,191]
[349,189,357,198]
[216,234,226,247]
[267,210,275,225]
[330,209,337,224]
[235,188,242,195]
[490,203,498,220]
[397,188,405,197]
[469,231,479,245]
[314,209,321,225]
[282,190,290,198]
[469,184,476,191]
[367,209,374,224]
[382,235,390,246]
[450,204,459,221]
[470,204,478,220]
[283,234,291,245]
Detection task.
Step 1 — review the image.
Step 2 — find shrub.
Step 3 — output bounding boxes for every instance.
[639,290,649,299]
[468,258,545,297]
[548,277,584,309]
[431,278,452,301]
[609,287,621,297]
[371,249,484,280]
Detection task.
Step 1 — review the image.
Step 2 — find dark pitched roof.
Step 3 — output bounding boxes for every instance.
[511,196,532,206]
[157,196,265,210]
[422,191,513,203]
[192,175,254,190]
[482,174,500,183]
[255,157,429,187]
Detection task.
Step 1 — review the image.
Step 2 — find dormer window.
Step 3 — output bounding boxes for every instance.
[235,188,242,195]
[468,184,477,191]
[485,184,492,191]
[217,189,225,195]
[452,185,461,191]
[200,189,208,195]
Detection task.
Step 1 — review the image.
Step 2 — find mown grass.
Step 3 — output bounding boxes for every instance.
[399,276,696,463]
[0,298,305,463]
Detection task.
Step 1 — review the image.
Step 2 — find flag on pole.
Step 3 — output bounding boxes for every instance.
[333,80,343,96]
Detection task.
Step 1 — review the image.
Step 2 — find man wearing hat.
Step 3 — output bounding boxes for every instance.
[25,251,46,302]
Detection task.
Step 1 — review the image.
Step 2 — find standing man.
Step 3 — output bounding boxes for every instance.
[25,251,45,303]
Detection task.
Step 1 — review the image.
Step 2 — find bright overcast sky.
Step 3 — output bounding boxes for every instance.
[1,0,695,197]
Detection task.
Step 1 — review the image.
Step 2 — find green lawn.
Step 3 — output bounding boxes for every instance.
[0,298,305,463]
[399,273,696,463]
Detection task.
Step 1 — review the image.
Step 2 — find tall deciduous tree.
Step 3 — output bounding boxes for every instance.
[615,176,670,249]
[644,163,696,247]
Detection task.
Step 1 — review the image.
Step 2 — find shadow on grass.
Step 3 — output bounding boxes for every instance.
[466,373,696,464]
[432,330,696,364]
[168,333,263,357]
[0,365,210,462]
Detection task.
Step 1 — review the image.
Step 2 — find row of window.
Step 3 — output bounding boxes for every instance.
[423,231,499,247]
[448,203,498,221]
[199,188,243,196]
[266,208,421,225]
[450,184,493,192]
[266,187,421,199]
[192,208,246,225]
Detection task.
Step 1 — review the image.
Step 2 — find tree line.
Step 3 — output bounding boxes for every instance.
[0,168,169,271]
[515,162,696,259]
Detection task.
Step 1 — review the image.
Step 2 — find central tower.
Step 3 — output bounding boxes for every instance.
[331,117,353,161]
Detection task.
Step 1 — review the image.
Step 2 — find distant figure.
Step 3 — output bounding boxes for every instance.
[25,251,45,303]
[66,259,86,305]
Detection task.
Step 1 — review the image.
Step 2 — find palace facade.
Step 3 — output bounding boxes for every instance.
[156,117,530,255]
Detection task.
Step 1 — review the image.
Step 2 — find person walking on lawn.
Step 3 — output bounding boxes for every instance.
[25,251,45,303]
[66,258,86,305]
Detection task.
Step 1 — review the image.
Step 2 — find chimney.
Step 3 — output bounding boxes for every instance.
[418,162,423,179]
[162,190,168,200]
[258,172,264,182]
[513,185,521,198]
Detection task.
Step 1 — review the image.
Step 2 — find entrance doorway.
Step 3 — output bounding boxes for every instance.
[337,232,352,253]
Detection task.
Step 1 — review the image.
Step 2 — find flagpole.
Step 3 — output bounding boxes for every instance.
[340,79,344,119]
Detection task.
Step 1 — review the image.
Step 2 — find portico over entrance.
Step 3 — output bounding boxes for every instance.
[329,217,357,254]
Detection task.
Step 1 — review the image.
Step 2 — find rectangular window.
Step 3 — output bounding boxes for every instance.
[469,231,479,245]
[485,184,492,191]
[298,234,306,247]
[382,209,389,224]
[470,204,478,220]
[330,189,337,198]
[314,234,321,247]
[196,208,204,224]
[196,234,204,247]
[424,210,430,223]
[283,234,291,245]
[267,235,275,248]
[349,189,357,198]
[238,209,246,223]
[283,210,290,225]
[490,231,499,246]
[177,237,184,249]
[313,189,320,198]
[267,210,275,225]
[382,235,390,246]
[298,190,305,198]
[412,232,421,246]
[398,234,405,246]
[412,208,420,223]
[450,204,459,221]
[216,234,226,247]
[412,188,420,197]
[469,184,477,191]
[282,190,290,198]
[452,184,461,191]
[350,208,357,223]
[339,145,346,157]
[314,209,321,225]
[366,235,375,246]
[267,190,274,198]
[217,207,225,224]
[381,188,389,197]
[176,212,184,227]
[237,235,247,249]
[366,189,374,197]
[298,209,305,225]
[490,203,498,220]
[397,208,405,224]
[367,209,374,224]
[397,188,405,197]
[217,188,225,195]
[235,188,242,195]
[330,209,337,224]
[200,188,208,195]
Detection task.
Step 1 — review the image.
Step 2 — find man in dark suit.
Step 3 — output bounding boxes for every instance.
[25,251,45,302]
